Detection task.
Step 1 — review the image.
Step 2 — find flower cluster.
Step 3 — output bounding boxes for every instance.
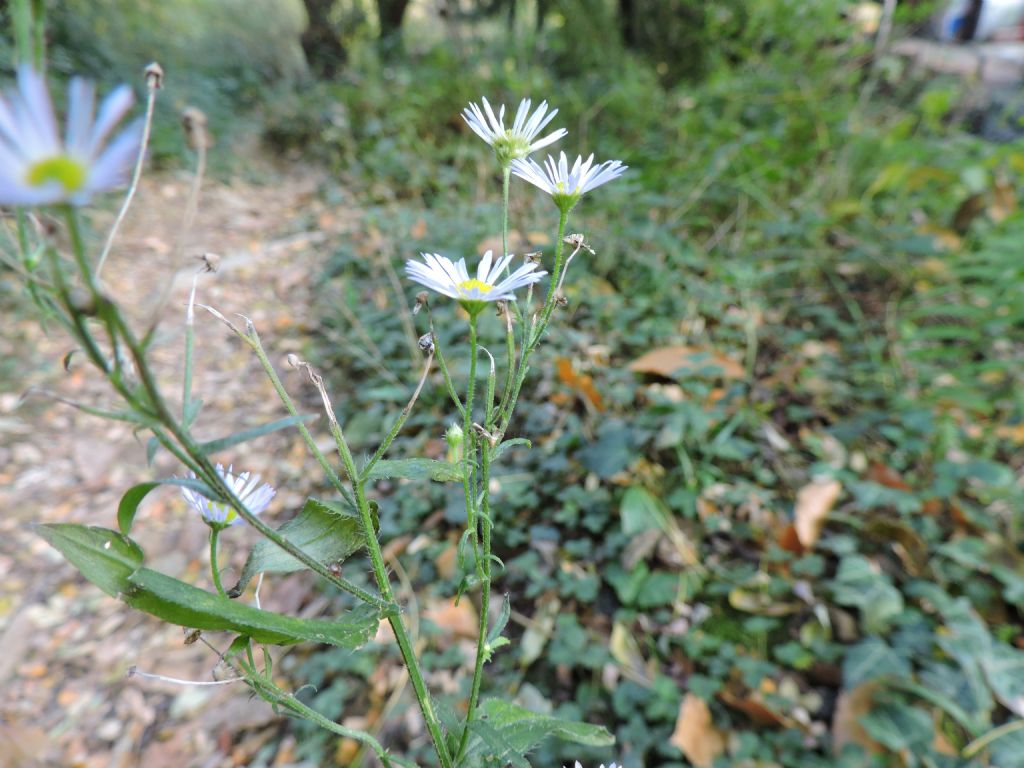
[180,464,276,529]
[0,66,141,206]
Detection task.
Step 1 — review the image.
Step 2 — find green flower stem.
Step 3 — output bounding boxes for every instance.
[208,527,227,598]
[361,349,434,481]
[458,440,494,761]
[497,208,570,436]
[321,387,455,768]
[427,310,465,416]
[244,327,356,510]
[496,313,516,423]
[501,165,511,264]
[462,314,481,557]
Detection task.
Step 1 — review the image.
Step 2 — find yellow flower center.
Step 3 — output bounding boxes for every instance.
[26,155,87,193]
[457,278,493,296]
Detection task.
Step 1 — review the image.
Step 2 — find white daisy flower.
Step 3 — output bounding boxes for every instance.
[0,66,142,206]
[181,464,276,528]
[405,250,546,315]
[462,97,568,166]
[565,763,619,768]
[511,151,627,212]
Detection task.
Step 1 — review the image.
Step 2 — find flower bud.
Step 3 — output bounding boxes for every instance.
[445,423,464,463]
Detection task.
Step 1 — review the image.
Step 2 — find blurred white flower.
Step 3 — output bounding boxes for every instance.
[462,97,567,165]
[405,250,546,315]
[511,151,627,212]
[0,66,142,206]
[181,464,276,528]
[565,763,620,768]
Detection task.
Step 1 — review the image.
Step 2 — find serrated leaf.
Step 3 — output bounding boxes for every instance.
[198,414,318,454]
[462,699,614,764]
[365,458,462,482]
[117,477,212,535]
[36,523,379,648]
[232,498,370,594]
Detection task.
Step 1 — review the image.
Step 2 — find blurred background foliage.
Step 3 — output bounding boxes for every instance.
[11,0,1024,765]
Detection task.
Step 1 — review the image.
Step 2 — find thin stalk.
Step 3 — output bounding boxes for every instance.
[497,209,569,436]
[97,77,158,277]
[361,350,434,481]
[457,441,493,761]
[208,528,227,598]
[501,165,511,264]
[462,315,480,553]
[301,357,454,768]
[963,719,1024,759]
[244,328,355,509]
[112,312,387,609]
[427,308,464,416]
[182,275,198,423]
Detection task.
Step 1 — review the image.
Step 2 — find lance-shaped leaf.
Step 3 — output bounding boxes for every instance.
[365,458,463,483]
[117,476,213,535]
[231,498,373,595]
[36,523,379,648]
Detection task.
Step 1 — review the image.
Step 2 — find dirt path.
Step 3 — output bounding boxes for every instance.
[0,164,347,767]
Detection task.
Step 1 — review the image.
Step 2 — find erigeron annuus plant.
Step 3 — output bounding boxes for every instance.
[6,6,627,766]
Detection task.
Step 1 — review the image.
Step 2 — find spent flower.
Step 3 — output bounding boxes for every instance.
[0,66,142,206]
[181,464,276,529]
[462,97,567,166]
[405,250,546,316]
[511,151,627,213]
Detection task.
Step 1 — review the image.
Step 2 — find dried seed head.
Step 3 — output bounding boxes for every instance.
[286,353,302,370]
[555,294,568,308]
[195,252,220,273]
[181,106,211,150]
[418,332,435,354]
[524,250,543,264]
[412,290,429,315]
[68,288,96,316]
[144,62,164,90]
[563,233,595,254]
[182,627,202,645]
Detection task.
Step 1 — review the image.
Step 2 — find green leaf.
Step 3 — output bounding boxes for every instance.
[125,568,379,647]
[492,438,531,462]
[232,498,370,595]
[843,637,911,688]
[198,414,318,454]
[620,486,667,535]
[829,555,904,634]
[463,699,614,764]
[117,477,211,535]
[37,524,379,648]
[365,458,462,483]
[860,701,933,751]
[34,523,142,597]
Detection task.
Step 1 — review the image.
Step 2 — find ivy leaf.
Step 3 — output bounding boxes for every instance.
[843,636,911,688]
[231,498,373,595]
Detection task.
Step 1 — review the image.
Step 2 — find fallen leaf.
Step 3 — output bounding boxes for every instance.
[628,345,745,381]
[556,357,604,411]
[867,462,911,491]
[610,621,652,686]
[422,597,478,640]
[832,682,882,755]
[794,479,842,548]
[670,693,726,768]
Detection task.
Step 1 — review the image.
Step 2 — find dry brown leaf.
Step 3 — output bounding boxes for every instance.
[832,682,882,755]
[670,693,727,768]
[628,345,745,381]
[794,479,842,548]
[422,598,478,640]
[867,462,911,491]
[556,357,604,411]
